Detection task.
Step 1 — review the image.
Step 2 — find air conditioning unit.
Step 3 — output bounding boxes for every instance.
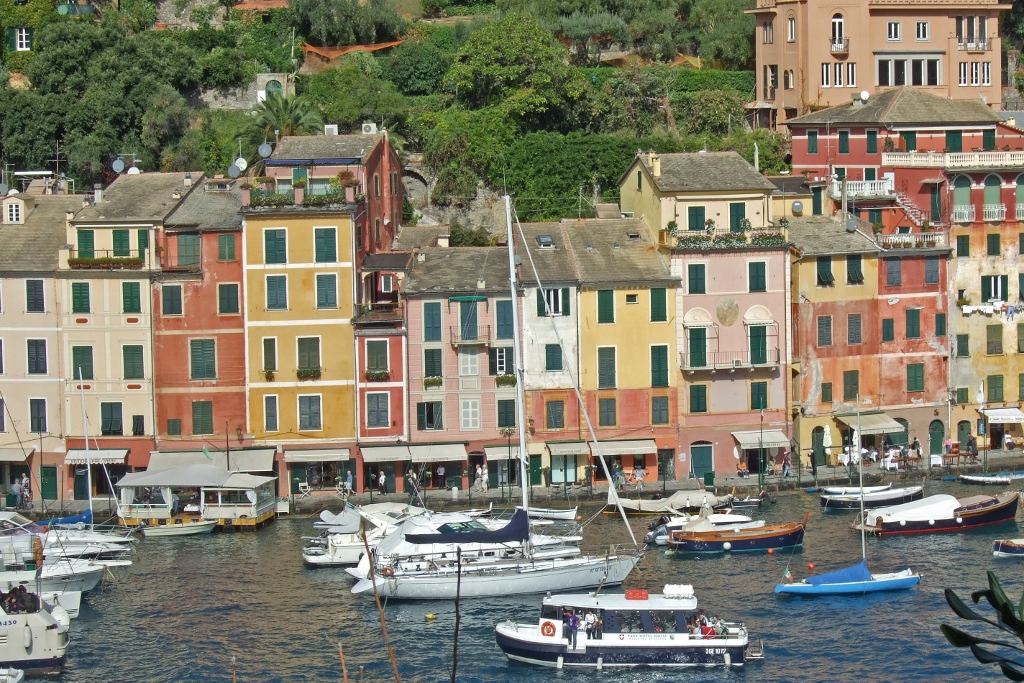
[362,122,378,135]
[324,124,339,136]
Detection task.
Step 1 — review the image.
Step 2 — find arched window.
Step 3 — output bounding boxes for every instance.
[832,14,844,42]
[265,80,283,97]
[983,174,1002,206]
[952,175,972,207]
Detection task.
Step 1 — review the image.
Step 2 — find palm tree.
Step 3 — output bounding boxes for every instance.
[253,94,324,138]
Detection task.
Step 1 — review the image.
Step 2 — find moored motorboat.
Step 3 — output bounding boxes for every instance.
[820,486,924,510]
[669,514,809,553]
[993,539,1024,557]
[0,668,22,683]
[959,472,1024,486]
[609,488,733,515]
[141,519,217,537]
[775,559,920,595]
[644,513,763,546]
[821,484,891,496]
[0,588,70,675]
[853,493,1019,535]
[494,584,763,668]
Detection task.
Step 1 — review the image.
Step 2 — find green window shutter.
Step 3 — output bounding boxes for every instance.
[417,403,427,431]
[935,313,946,337]
[956,334,969,357]
[112,230,130,257]
[807,131,818,154]
[689,327,707,367]
[984,129,997,151]
[298,338,320,369]
[192,401,213,435]
[77,230,94,259]
[263,338,277,372]
[177,234,200,267]
[838,130,850,154]
[423,302,441,341]
[650,345,668,387]
[292,168,307,184]
[24,28,33,50]
[218,234,235,261]
[137,229,149,256]
[219,284,239,314]
[981,276,992,303]
[751,381,767,410]
[956,235,970,257]
[561,288,570,316]
[650,288,667,322]
[367,341,388,371]
[7,29,15,53]
[817,316,832,346]
[906,309,920,339]
[988,233,1001,256]
[1001,275,1010,302]
[162,285,182,315]
[690,384,707,413]
[749,262,766,292]
[545,344,562,371]
[847,314,862,344]
[536,289,546,317]
[599,398,616,426]
[314,228,336,262]
[264,229,286,264]
[955,387,969,405]
[866,130,877,154]
[902,131,917,151]
[71,282,90,313]
[123,345,144,380]
[688,264,705,294]
[597,290,614,323]
[190,339,216,380]
[843,370,859,401]
[821,383,833,403]
[651,396,669,425]
[1019,324,1024,354]
[729,203,745,231]
[316,274,337,309]
[72,346,93,380]
[497,399,516,428]
[687,206,705,231]
[882,318,894,342]
[496,300,513,339]
[424,348,442,377]
[122,282,141,313]
[546,401,564,428]
[907,363,924,392]
[989,375,1004,402]
[597,347,616,388]
[266,275,287,309]
[459,301,478,340]
[750,326,768,364]
[488,348,498,376]
[817,257,834,285]
[946,130,962,153]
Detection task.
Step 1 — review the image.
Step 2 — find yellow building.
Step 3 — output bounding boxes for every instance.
[561,219,680,481]
[241,205,357,494]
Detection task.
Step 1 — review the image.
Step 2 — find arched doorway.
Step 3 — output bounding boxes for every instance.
[952,175,972,222]
[811,426,826,466]
[265,79,283,98]
[928,420,944,455]
[690,441,714,479]
[957,420,972,449]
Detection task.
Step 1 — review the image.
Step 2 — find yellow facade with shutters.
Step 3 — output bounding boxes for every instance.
[242,211,357,444]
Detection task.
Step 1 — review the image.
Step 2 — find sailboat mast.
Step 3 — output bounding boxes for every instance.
[504,196,530,511]
[857,394,865,561]
[78,368,94,524]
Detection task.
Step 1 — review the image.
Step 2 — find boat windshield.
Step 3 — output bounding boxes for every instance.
[0,518,44,536]
[436,520,488,534]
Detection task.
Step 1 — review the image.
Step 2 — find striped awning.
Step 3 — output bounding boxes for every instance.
[65,449,128,465]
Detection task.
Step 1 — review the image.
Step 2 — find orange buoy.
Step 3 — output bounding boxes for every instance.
[576,516,583,521]
[767,548,774,555]
[808,563,815,570]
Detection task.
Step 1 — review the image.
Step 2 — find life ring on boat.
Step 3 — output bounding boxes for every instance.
[382,566,395,577]
[541,621,557,637]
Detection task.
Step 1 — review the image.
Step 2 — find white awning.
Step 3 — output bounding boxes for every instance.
[834,413,905,436]
[65,449,128,465]
[547,442,589,456]
[484,446,520,461]
[410,444,467,463]
[984,408,1024,424]
[589,439,657,456]
[732,430,791,450]
[147,448,275,472]
[0,447,35,463]
[360,446,411,463]
[284,448,351,463]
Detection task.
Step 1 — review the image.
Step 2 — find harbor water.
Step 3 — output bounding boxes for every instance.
[66,480,1016,681]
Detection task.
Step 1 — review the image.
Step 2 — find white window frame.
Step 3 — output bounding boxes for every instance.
[787,16,796,42]
[494,346,511,376]
[380,273,393,293]
[6,203,20,224]
[264,395,278,432]
[315,272,338,310]
[366,392,390,429]
[887,21,901,42]
[366,338,389,372]
[821,63,831,88]
[265,274,287,310]
[959,62,969,86]
[15,28,30,52]
[543,288,562,316]
[296,335,322,372]
[297,394,323,431]
[460,398,481,430]
[847,63,857,88]
[982,62,991,86]
[971,62,980,86]
[459,348,478,377]
[834,63,843,88]
[916,21,929,41]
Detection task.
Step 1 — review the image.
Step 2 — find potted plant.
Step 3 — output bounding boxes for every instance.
[495,374,517,388]
[739,217,753,232]
[704,218,716,234]
[872,222,884,234]
[365,370,390,381]
[882,137,895,153]
[262,369,275,381]
[296,367,322,380]
[540,466,551,487]
[423,376,443,389]
[665,220,678,235]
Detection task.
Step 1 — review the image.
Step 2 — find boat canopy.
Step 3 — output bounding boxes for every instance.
[983,408,1024,424]
[867,494,959,525]
[834,413,904,436]
[406,509,529,545]
[116,464,275,490]
[805,560,871,586]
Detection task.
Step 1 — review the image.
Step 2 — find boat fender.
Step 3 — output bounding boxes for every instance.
[541,621,557,637]
[23,624,31,652]
[929,520,935,525]
[382,566,395,577]
[723,542,732,551]
[956,517,963,524]
[724,652,732,667]
[900,520,906,526]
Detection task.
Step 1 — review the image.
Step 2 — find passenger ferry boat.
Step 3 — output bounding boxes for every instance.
[494,585,763,669]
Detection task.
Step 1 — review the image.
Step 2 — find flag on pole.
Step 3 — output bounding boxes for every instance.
[203,446,213,460]
[783,567,793,582]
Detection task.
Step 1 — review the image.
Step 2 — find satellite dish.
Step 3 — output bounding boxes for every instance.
[112,159,125,173]
[0,184,7,196]
[845,218,858,233]
[860,90,870,101]
[126,166,141,175]
[227,164,241,179]
[258,143,273,158]
[234,157,248,172]
[791,200,803,214]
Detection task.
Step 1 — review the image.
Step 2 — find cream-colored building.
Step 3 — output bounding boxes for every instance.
[748,0,1007,128]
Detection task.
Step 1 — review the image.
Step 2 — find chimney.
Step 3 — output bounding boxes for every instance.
[417,252,425,262]
[184,172,193,187]
[651,154,661,177]
[477,279,486,290]
[94,183,103,204]
[437,233,450,248]
[65,211,75,229]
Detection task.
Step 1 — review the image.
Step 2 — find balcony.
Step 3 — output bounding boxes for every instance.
[957,40,990,52]
[449,325,492,346]
[951,205,976,223]
[983,204,1006,222]
[354,301,405,325]
[67,248,146,269]
[1016,204,1024,221]
[877,232,948,249]
[829,178,894,199]
[680,349,780,372]
[830,37,850,55]
[882,151,1024,170]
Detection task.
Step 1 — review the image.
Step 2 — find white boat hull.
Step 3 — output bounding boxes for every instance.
[142,520,217,537]
[351,555,639,599]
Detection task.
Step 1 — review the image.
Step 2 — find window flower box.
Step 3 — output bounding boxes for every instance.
[296,367,322,380]
[495,374,517,388]
[423,376,443,389]
[365,370,390,381]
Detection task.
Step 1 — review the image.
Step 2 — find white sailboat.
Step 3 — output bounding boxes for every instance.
[351,196,641,599]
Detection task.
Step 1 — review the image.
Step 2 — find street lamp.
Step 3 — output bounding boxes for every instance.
[500,427,515,504]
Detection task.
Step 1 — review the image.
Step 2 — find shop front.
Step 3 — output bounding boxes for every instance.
[409,444,467,490]
[283,448,351,494]
[731,430,792,475]
[547,441,589,485]
[588,439,658,484]
[834,412,906,460]
[982,408,1024,451]
[65,448,130,498]
[360,445,409,494]
[484,445,521,489]
[0,447,34,500]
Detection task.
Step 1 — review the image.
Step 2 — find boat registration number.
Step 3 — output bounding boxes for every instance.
[708,648,726,655]
[0,620,17,627]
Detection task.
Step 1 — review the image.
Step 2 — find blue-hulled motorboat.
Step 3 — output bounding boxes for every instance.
[853,493,1019,535]
[669,513,809,553]
[775,559,921,595]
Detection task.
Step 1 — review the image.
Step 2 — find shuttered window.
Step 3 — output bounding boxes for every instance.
[847,314,862,345]
[27,340,46,374]
[981,275,1009,303]
[751,381,768,410]
[263,338,277,372]
[266,275,287,310]
[29,399,46,433]
[597,290,614,323]
[988,375,1004,402]
[191,401,213,435]
[72,346,94,380]
[750,325,768,364]
[688,206,706,231]
[886,257,902,286]
[838,130,850,154]
[123,345,144,380]
[189,340,216,380]
[925,257,939,284]
[690,385,707,413]
[298,338,321,370]
[748,262,766,292]
[935,313,946,337]
[651,396,669,424]
[496,300,514,339]
[100,402,123,436]
[817,257,834,285]
[162,285,182,315]
[729,203,746,231]
[906,308,921,339]
[25,280,44,312]
[77,230,94,259]
[689,327,707,367]
[957,333,970,358]
[366,340,388,371]
[424,348,443,377]
[264,396,278,432]
[177,234,200,267]
[846,255,863,284]
[417,401,444,430]
[299,396,322,430]
[167,419,182,436]
[597,347,616,388]
[367,394,390,428]
[218,284,239,314]
[545,344,563,371]
[650,288,667,322]
[650,345,669,387]
[71,282,90,313]
[882,318,894,342]
[987,324,1003,355]
[688,264,705,294]
[956,235,970,257]
[314,228,337,262]
[843,370,859,401]
[497,399,516,428]
[817,316,832,347]
[138,229,149,258]
[546,400,564,429]
[599,398,616,426]
[218,234,235,261]
[122,282,141,313]
[866,130,877,154]
[807,130,818,154]
[423,302,442,341]
[821,383,833,403]
[112,230,130,257]
[264,229,286,264]
[459,301,478,340]
[315,274,337,309]
[907,363,925,392]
